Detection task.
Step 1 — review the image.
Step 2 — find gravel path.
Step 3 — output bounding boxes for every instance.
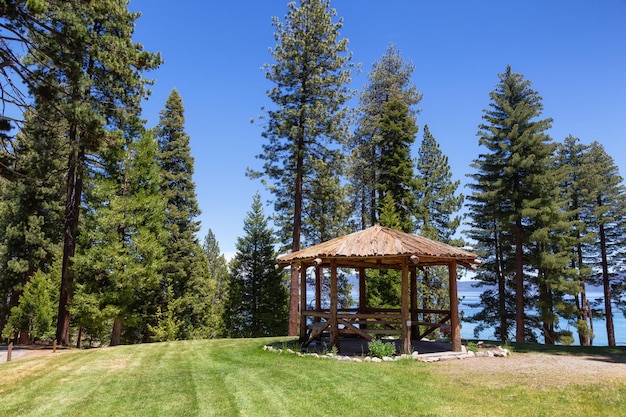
[431,352,626,387]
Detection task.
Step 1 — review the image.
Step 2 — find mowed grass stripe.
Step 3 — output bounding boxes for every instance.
[1,338,625,417]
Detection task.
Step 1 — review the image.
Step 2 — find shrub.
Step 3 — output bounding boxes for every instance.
[368,339,396,358]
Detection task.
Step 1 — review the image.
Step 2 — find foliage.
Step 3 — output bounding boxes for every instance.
[16,0,162,345]
[579,141,626,346]
[414,125,463,243]
[0,104,66,338]
[225,193,289,337]
[251,0,353,250]
[467,65,559,343]
[414,125,464,316]
[366,193,401,308]
[250,0,353,335]
[367,339,396,358]
[173,229,227,339]
[375,97,418,232]
[154,89,212,340]
[2,267,57,343]
[74,131,166,346]
[348,44,422,228]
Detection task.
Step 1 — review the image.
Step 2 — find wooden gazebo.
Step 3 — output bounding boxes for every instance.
[276,224,481,353]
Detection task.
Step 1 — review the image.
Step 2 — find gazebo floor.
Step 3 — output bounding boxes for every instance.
[277,337,456,357]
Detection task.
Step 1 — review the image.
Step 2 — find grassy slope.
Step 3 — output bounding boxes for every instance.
[1,338,625,417]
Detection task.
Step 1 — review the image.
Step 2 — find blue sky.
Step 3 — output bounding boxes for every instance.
[130,0,626,258]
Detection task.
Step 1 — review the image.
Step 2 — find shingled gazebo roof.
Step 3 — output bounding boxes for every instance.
[277,224,480,270]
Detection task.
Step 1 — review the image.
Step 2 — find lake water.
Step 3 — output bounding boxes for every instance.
[311,277,625,346]
[459,289,626,346]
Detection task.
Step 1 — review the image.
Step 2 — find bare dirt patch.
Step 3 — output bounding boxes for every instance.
[431,352,626,388]
[0,345,71,363]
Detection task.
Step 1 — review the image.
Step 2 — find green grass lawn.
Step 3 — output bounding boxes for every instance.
[1,338,625,417]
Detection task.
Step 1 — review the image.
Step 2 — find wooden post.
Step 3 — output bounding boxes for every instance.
[315,266,322,313]
[358,267,367,330]
[53,339,57,353]
[410,266,418,338]
[7,342,12,362]
[449,260,462,352]
[358,267,367,313]
[401,257,411,354]
[299,264,308,342]
[288,264,299,336]
[329,259,339,352]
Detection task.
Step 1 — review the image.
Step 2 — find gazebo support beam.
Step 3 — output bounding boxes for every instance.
[410,267,418,337]
[401,257,411,354]
[299,264,307,343]
[329,259,339,352]
[449,260,462,352]
[315,265,322,313]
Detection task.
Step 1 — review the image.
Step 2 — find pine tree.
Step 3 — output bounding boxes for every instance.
[225,193,288,337]
[0,0,49,147]
[470,66,555,342]
[170,229,227,339]
[199,229,229,337]
[21,0,161,345]
[464,188,517,341]
[414,125,464,323]
[1,267,57,344]
[376,97,418,232]
[74,131,166,345]
[580,142,626,346]
[154,89,208,339]
[366,192,402,309]
[554,136,596,345]
[250,0,353,335]
[348,44,422,228]
[301,157,354,308]
[415,125,463,242]
[528,159,577,345]
[0,101,66,340]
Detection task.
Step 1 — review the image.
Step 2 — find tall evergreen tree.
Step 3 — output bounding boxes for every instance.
[580,141,626,346]
[348,44,421,228]
[464,184,516,341]
[301,157,354,308]
[154,89,207,338]
[366,192,402,308]
[554,136,596,345]
[0,104,65,339]
[250,0,352,335]
[198,229,229,338]
[225,193,288,338]
[0,0,49,158]
[21,0,161,345]
[415,125,463,243]
[470,66,555,342]
[414,125,464,322]
[375,97,418,232]
[74,131,166,346]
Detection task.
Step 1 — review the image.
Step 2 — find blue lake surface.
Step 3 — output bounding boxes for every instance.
[328,277,626,346]
[459,288,626,346]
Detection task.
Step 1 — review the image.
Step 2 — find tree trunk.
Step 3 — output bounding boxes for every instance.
[76,326,83,349]
[576,240,591,346]
[598,221,615,346]
[288,123,305,336]
[514,218,525,342]
[110,317,122,346]
[56,133,85,346]
[494,221,509,341]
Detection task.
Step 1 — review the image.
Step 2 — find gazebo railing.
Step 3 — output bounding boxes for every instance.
[301,308,452,346]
